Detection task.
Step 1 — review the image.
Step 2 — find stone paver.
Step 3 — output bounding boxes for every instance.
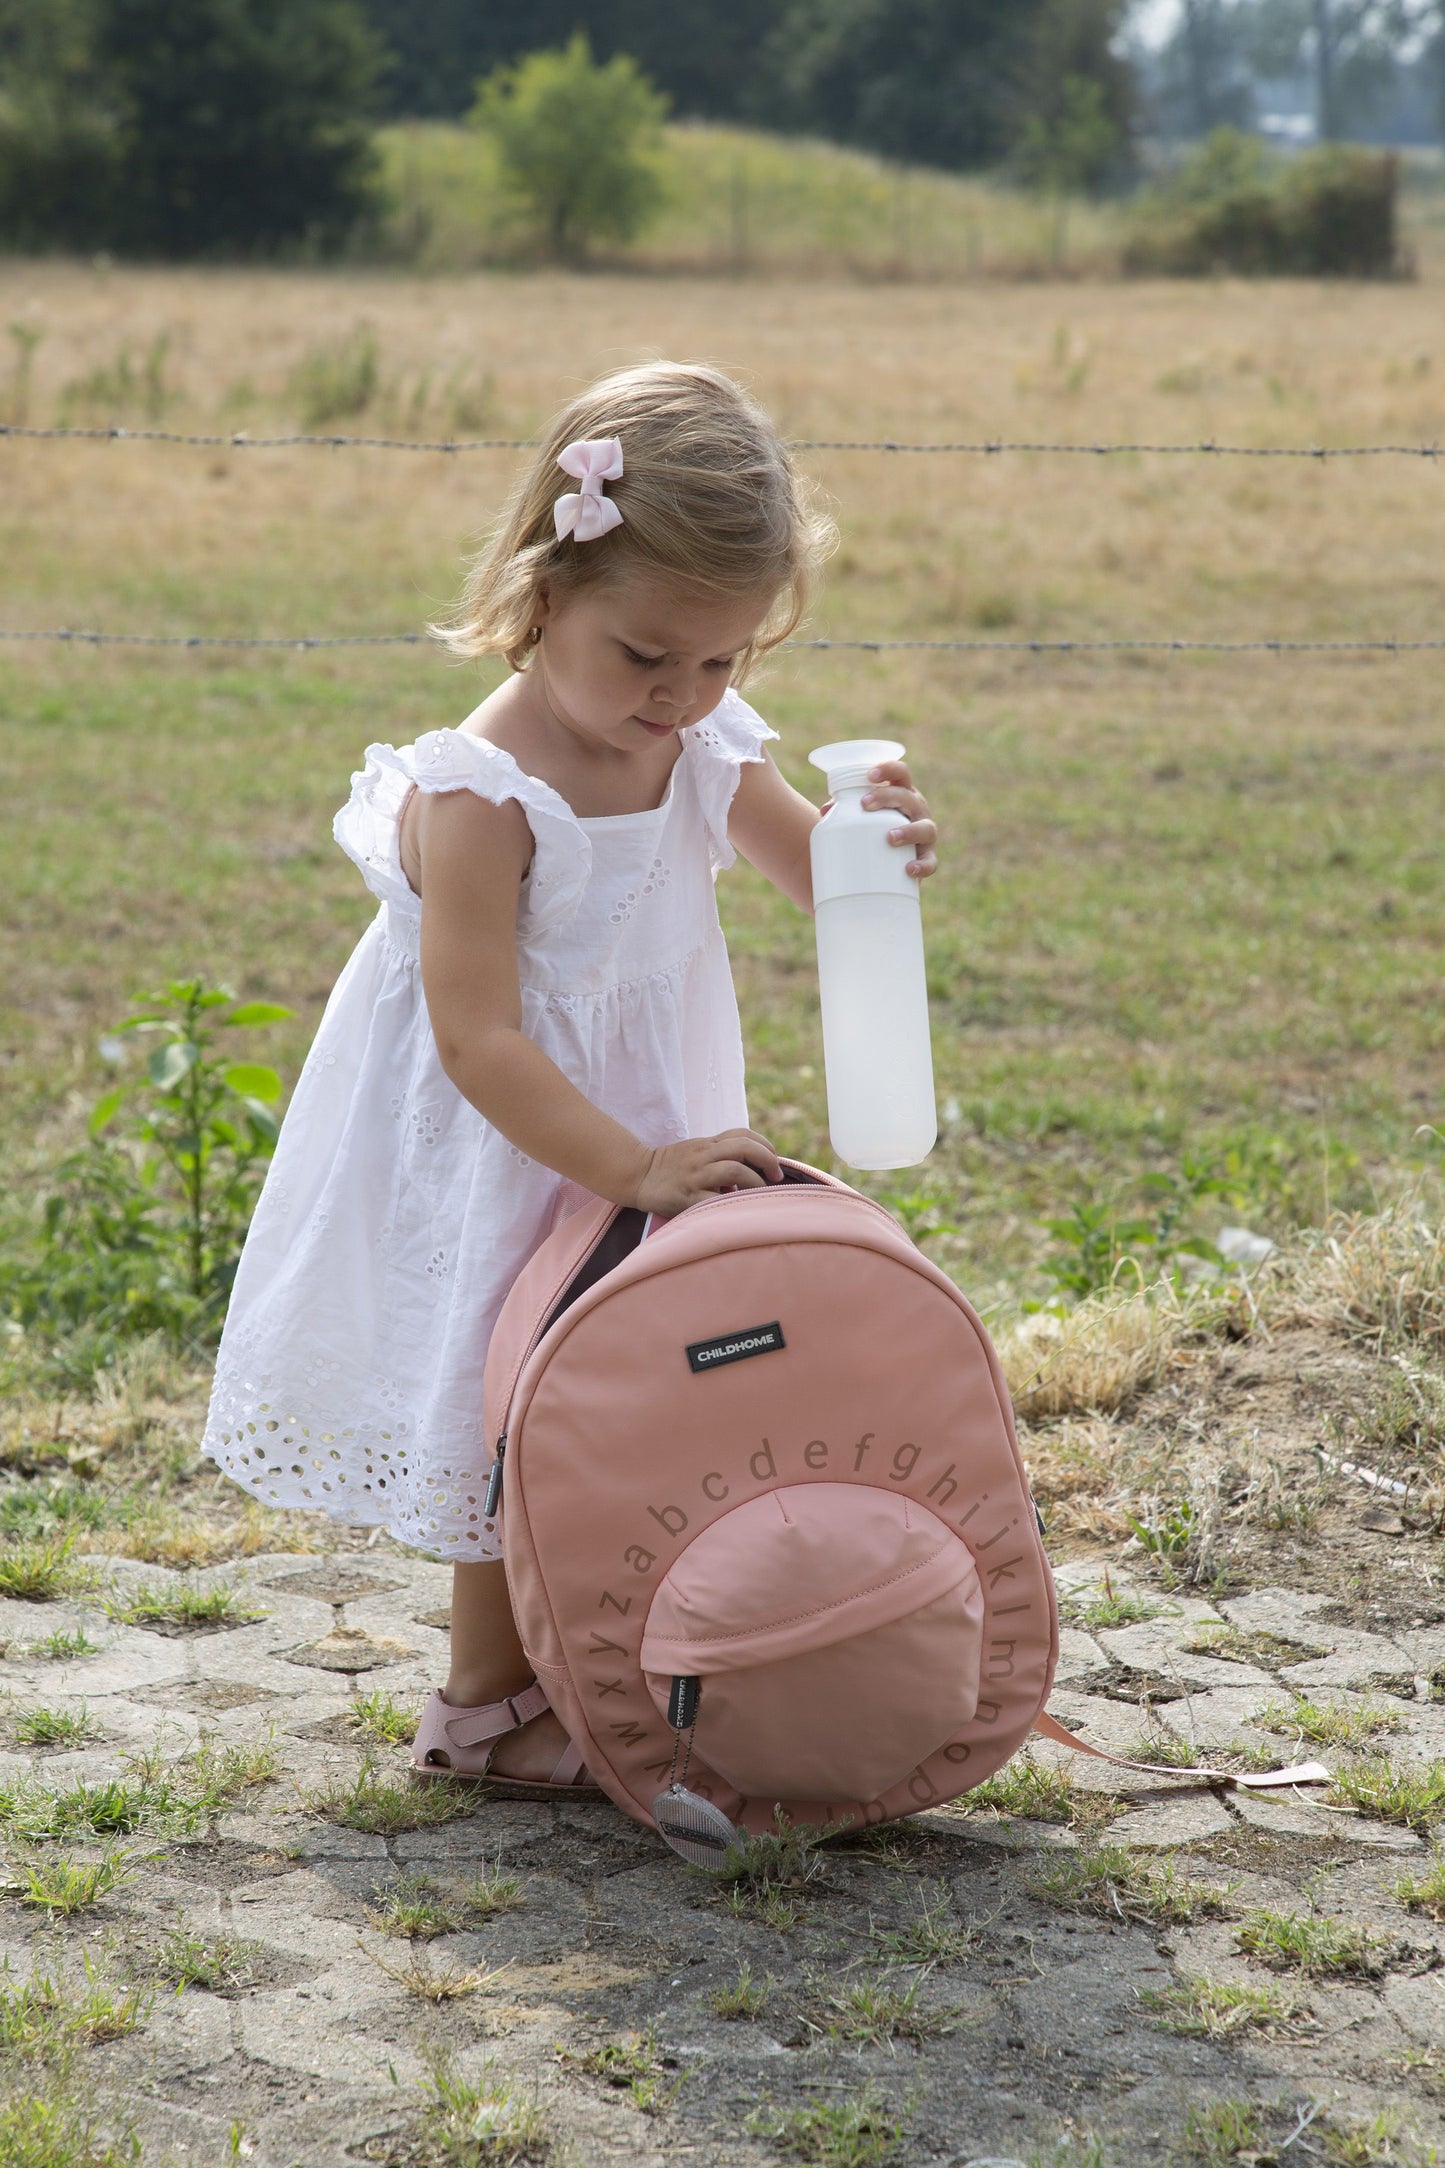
[0,1506,1442,2166]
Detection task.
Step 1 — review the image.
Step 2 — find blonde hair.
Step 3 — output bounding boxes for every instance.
[432,361,834,677]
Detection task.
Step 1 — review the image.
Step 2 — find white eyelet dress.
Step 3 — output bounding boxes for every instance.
[200,685,778,1562]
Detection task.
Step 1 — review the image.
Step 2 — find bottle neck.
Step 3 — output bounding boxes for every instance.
[824,770,873,798]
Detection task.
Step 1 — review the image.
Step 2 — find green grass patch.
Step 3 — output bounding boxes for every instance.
[1141,1972,1310,2037]
[748,2084,908,2168]
[1328,1759,1445,1832]
[802,1969,967,2047]
[1182,2099,1272,2165]
[1029,1846,1235,1925]
[567,2025,683,2115]
[1255,1695,1402,1751]
[0,1533,98,1603]
[1061,1571,1164,1630]
[1318,2107,1436,2167]
[6,1848,141,1916]
[347,1687,419,1747]
[154,1926,266,1994]
[101,1578,266,1631]
[707,1961,771,2020]
[410,2044,549,2165]
[1395,1851,1445,1921]
[869,1892,982,1965]
[0,1955,150,2060]
[21,1630,100,1663]
[0,2091,142,2168]
[0,1738,278,1843]
[307,1754,473,1835]
[367,1863,523,1939]
[964,1750,1122,1830]
[8,1705,100,1749]
[1182,1625,1328,1668]
[1233,1906,1397,1978]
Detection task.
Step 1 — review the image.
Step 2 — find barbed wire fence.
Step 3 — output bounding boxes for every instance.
[3,423,1443,457]
[4,425,1440,656]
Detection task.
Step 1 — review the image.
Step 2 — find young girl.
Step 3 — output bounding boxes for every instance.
[202,361,939,1792]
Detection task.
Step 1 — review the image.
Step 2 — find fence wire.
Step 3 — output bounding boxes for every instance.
[2,423,1442,460]
[5,628,1443,656]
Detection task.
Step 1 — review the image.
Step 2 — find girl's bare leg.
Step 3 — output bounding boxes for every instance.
[443,1559,572,1782]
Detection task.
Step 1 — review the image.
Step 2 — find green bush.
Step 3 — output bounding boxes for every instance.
[1125,129,1402,278]
[0,979,291,1365]
[470,33,667,264]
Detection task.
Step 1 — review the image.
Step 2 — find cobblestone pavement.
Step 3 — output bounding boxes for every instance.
[3,1466,1444,2162]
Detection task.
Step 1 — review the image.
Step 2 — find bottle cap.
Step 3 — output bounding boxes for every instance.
[808,739,905,794]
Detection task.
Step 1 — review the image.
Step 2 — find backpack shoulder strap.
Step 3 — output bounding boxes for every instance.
[1032,1708,1330,1791]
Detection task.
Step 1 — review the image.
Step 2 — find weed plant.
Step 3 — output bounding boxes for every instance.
[348,1687,418,1746]
[0,1737,277,1843]
[8,1704,100,1748]
[870,1892,982,1965]
[1255,1696,1402,1751]
[9,1849,141,1915]
[569,2026,683,2113]
[364,1943,498,2002]
[1185,1624,1326,1667]
[0,1532,97,1602]
[1141,1972,1310,2036]
[0,2092,142,2168]
[307,1754,472,1834]
[1183,2099,1270,2165]
[748,2084,908,2167]
[367,1864,523,1938]
[1030,1847,1235,1925]
[1061,1570,1163,1630]
[156,1926,265,1994]
[708,1961,771,2019]
[0,1953,150,2058]
[1394,1853,1445,1920]
[1329,1760,1445,1832]
[0,979,291,1360]
[412,2045,548,2165]
[24,1629,99,1663]
[102,1578,265,1630]
[1233,1906,1396,1978]
[803,1970,966,2047]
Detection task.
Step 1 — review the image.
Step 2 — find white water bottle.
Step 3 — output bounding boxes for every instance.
[808,738,937,1171]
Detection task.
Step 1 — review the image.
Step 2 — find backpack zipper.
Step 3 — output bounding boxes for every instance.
[483,1431,507,1518]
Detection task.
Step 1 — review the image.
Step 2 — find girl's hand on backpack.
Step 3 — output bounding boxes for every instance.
[635,1129,784,1215]
[863,760,937,881]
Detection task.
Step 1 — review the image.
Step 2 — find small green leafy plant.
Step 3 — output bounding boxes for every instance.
[0,978,292,1357]
[348,1688,418,1746]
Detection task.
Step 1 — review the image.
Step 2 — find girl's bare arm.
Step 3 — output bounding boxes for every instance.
[413,789,781,1211]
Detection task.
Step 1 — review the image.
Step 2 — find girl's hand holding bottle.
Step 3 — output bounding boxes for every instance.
[859,757,938,882]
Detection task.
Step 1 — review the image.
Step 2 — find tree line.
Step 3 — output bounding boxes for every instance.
[0,0,1434,259]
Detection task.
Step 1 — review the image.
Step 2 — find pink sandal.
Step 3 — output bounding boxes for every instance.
[411,1680,600,1796]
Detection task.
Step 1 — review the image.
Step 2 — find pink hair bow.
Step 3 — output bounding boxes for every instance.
[553,436,624,543]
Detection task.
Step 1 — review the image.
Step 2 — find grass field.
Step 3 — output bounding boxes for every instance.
[1,260,1442,1310]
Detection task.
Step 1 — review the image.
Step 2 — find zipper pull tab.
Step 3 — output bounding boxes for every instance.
[483,1433,507,1519]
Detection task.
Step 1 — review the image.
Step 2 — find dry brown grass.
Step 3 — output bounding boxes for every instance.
[1016,1413,1135,1540]
[999,1281,1220,1422]
[1263,1191,1445,1349]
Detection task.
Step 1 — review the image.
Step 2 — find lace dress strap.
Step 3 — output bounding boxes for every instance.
[684,687,780,875]
[333,729,593,935]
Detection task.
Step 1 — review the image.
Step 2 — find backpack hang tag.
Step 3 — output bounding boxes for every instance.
[651,1784,739,1871]
[666,1674,700,1730]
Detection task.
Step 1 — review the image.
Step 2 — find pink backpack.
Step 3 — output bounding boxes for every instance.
[484,1160,1325,1863]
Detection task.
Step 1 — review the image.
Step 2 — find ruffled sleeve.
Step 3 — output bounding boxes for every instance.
[333,729,592,938]
[684,687,781,876]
